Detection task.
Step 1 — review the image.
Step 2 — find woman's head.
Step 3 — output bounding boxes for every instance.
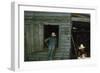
[51,32,56,37]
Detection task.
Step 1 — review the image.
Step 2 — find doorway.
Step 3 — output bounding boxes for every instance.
[44,25,59,49]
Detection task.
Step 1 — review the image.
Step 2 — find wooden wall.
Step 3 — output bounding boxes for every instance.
[24,11,71,60]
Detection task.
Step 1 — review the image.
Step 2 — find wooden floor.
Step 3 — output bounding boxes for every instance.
[25,48,70,61]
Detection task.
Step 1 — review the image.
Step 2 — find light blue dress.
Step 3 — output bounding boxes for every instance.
[46,36,57,60]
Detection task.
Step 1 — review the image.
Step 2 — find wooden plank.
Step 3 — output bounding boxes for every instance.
[72,17,90,22]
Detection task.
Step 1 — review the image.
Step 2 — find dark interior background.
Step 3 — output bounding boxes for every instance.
[71,21,90,59]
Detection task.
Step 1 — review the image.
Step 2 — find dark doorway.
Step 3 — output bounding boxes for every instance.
[71,21,90,59]
[44,25,59,48]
